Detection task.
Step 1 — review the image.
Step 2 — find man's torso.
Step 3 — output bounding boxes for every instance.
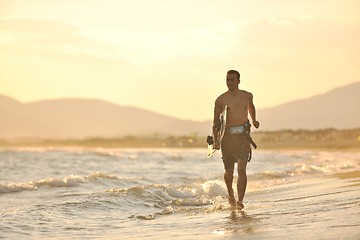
[218,90,250,127]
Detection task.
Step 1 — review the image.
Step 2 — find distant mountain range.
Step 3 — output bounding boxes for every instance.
[0,81,359,138]
[0,96,210,138]
[258,81,360,130]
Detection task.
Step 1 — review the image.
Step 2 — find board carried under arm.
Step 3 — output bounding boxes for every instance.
[207,105,227,158]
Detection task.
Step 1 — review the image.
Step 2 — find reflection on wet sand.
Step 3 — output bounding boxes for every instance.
[224,210,259,234]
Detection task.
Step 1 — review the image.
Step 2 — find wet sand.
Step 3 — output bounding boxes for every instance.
[194,170,360,240]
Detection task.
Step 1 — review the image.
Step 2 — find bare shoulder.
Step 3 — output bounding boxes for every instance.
[240,90,253,99]
[215,92,227,105]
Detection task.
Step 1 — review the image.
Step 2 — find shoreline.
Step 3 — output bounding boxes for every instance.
[1,128,359,150]
[0,139,358,151]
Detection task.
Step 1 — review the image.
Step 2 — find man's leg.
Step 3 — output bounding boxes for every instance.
[224,167,236,208]
[236,159,248,209]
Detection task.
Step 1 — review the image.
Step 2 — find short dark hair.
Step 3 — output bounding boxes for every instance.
[227,70,240,80]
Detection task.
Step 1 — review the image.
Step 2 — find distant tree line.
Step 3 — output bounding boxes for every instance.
[0,128,359,149]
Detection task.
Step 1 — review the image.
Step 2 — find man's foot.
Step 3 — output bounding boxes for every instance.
[236,201,244,210]
[229,195,236,209]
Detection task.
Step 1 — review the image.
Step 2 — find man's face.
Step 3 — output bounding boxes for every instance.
[226,73,240,90]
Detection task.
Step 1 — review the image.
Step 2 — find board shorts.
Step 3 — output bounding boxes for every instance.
[221,128,251,170]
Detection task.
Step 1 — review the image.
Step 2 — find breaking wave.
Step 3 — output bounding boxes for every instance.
[0,172,127,194]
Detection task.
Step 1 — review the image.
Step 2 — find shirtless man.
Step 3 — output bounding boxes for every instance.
[213,70,260,210]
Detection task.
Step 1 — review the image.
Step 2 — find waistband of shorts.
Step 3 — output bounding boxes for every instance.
[225,120,251,134]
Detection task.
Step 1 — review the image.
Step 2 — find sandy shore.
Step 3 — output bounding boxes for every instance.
[196,170,360,240]
[111,170,359,240]
[121,170,360,240]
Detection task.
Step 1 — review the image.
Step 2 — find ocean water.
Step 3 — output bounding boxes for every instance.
[0,147,359,239]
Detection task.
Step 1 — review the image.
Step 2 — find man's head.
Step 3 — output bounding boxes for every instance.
[227,70,240,80]
[226,70,240,90]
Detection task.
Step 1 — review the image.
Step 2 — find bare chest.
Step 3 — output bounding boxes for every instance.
[224,95,249,112]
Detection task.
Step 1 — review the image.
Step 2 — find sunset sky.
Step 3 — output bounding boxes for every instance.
[0,0,359,121]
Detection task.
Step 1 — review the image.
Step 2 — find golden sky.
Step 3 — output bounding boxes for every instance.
[0,0,359,120]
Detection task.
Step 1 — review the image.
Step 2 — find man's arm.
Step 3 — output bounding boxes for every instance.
[212,97,222,149]
[248,93,260,129]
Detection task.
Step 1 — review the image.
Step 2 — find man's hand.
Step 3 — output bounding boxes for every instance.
[206,135,214,145]
[252,120,260,129]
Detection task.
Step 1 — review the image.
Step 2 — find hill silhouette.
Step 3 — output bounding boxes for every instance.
[0,96,210,138]
[0,81,359,138]
[258,81,360,130]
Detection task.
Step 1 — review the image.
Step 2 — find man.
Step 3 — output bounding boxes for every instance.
[213,70,260,210]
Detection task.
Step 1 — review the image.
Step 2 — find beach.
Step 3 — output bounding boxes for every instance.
[1,148,359,239]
